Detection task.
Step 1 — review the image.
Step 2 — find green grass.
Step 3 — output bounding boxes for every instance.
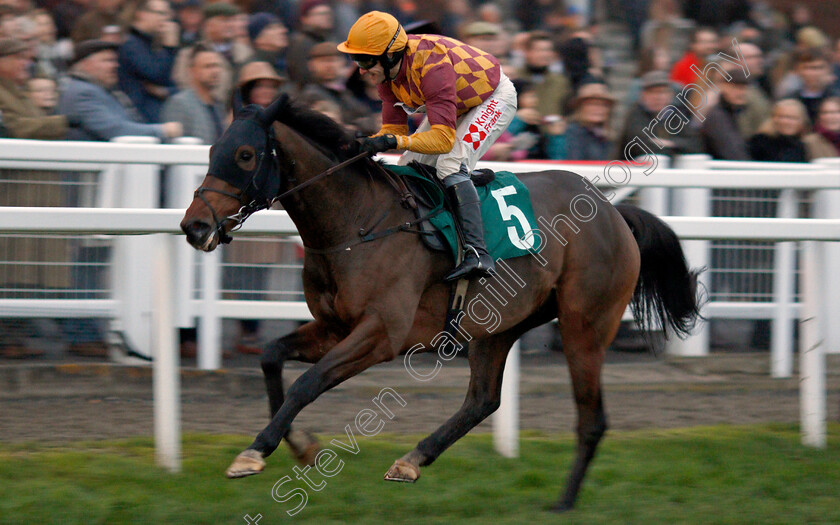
[1,424,838,524]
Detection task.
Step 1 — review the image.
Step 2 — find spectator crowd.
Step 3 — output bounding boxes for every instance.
[0,0,839,358]
[0,0,837,161]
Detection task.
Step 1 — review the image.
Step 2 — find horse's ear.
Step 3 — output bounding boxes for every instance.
[231,88,245,117]
[259,93,289,127]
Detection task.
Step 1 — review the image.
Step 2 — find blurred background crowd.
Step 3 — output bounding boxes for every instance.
[0,0,838,162]
[0,0,839,359]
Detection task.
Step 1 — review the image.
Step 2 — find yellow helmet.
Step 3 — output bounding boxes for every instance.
[336,11,407,56]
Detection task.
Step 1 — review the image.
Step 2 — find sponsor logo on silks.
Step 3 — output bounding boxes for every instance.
[462,99,503,150]
[462,124,488,151]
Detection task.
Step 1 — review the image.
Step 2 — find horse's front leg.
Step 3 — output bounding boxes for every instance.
[262,320,339,466]
[226,315,396,478]
[384,332,516,482]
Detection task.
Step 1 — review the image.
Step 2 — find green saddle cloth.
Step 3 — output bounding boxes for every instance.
[386,164,543,261]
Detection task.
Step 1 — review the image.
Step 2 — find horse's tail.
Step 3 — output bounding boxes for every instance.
[615,204,703,338]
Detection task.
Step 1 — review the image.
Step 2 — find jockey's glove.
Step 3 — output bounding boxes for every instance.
[359,134,398,156]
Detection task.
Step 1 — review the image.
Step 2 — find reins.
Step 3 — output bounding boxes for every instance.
[271,151,369,203]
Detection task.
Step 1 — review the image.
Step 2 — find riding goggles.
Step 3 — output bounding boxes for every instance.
[351,53,378,70]
[351,24,402,70]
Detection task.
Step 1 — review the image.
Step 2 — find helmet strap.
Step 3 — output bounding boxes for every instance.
[377,24,404,82]
[380,48,404,82]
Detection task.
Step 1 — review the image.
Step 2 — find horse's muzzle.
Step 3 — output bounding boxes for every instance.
[181,219,216,251]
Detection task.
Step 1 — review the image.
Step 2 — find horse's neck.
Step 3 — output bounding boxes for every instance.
[275,124,397,250]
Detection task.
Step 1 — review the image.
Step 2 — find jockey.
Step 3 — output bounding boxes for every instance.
[337,11,518,281]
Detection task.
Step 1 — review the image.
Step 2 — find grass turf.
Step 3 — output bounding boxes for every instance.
[0,424,838,524]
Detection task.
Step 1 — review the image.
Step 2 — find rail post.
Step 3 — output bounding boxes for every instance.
[493,340,519,458]
[800,240,825,448]
[109,136,160,358]
[667,154,711,355]
[771,189,797,377]
[152,233,181,471]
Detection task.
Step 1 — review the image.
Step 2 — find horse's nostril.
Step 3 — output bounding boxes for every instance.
[182,220,211,244]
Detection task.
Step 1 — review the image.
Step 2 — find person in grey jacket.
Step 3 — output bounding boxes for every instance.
[161,43,226,145]
[58,40,182,142]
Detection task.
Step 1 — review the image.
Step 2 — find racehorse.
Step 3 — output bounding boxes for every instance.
[180,94,700,511]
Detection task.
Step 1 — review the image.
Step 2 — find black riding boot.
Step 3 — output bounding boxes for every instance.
[444,179,496,281]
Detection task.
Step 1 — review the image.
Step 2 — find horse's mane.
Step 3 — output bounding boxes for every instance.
[276,97,359,162]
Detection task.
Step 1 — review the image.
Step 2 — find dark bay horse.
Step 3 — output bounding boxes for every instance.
[180,94,700,511]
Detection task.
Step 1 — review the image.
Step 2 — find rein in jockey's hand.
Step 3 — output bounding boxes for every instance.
[359,134,398,156]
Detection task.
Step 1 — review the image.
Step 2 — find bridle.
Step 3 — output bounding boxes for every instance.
[194,126,370,245]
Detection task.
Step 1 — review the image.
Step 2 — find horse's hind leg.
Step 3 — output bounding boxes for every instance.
[261,320,338,466]
[384,331,517,482]
[553,279,635,511]
[552,322,609,512]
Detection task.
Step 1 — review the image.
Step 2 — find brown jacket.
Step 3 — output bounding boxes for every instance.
[0,78,67,139]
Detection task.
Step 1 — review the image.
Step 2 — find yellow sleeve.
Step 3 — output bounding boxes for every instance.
[372,124,409,137]
[394,124,456,155]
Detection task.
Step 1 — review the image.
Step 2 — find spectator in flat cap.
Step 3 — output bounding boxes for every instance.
[248,12,288,76]
[299,41,371,133]
[59,39,183,141]
[0,38,68,139]
[286,0,333,89]
[118,0,180,123]
[614,71,701,159]
[173,2,252,103]
[701,67,753,160]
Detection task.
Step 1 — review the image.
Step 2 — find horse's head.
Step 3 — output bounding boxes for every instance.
[181,93,289,251]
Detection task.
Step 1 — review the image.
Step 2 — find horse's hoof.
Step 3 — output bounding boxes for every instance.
[225,449,266,479]
[383,459,420,483]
